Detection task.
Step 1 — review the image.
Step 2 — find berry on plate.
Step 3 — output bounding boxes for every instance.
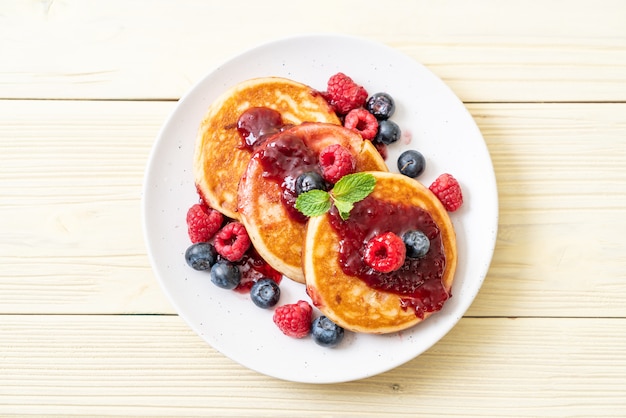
[429,173,463,212]
[363,232,406,273]
[343,108,378,140]
[311,316,345,347]
[325,72,368,115]
[318,143,356,184]
[210,262,241,290]
[214,222,251,262]
[397,150,426,178]
[374,119,401,145]
[365,92,395,120]
[185,242,218,271]
[250,278,281,309]
[273,300,312,338]
[186,203,223,243]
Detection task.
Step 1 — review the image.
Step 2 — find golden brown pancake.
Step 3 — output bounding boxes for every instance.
[193,77,340,219]
[303,171,457,334]
[237,123,388,283]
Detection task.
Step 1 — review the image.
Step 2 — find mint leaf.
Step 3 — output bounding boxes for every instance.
[295,189,332,217]
[295,172,377,220]
[333,199,354,220]
[332,173,376,203]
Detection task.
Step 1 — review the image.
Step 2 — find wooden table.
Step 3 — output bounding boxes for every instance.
[2,1,625,416]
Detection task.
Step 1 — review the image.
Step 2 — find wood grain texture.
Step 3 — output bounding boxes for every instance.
[466,103,626,317]
[0,315,624,416]
[0,100,176,314]
[0,0,624,102]
[2,100,625,317]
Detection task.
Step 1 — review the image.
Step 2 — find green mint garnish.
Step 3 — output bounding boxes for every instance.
[294,189,332,217]
[333,172,377,203]
[295,172,376,220]
[333,199,354,220]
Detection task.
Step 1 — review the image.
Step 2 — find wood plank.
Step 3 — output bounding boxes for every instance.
[0,315,624,416]
[1,100,626,317]
[0,0,624,102]
[0,100,176,314]
[466,103,626,317]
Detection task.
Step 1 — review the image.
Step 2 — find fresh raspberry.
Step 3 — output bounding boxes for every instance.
[214,222,251,262]
[429,173,463,212]
[343,108,379,140]
[318,144,356,184]
[273,300,312,338]
[325,72,368,115]
[363,232,406,273]
[186,203,223,243]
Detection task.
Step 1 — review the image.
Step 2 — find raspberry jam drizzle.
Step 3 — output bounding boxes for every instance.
[236,107,290,151]
[226,247,282,294]
[328,196,449,318]
[257,134,322,223]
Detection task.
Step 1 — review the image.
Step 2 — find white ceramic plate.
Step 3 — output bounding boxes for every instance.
[142,34,498,383]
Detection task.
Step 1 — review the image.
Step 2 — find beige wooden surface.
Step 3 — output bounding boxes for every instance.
[1,0,625,416]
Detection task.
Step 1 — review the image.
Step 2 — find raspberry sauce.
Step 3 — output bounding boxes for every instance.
[328,196,449,318]
[236,107,287,150]
[257,134,322,223]
[227,247,282,294]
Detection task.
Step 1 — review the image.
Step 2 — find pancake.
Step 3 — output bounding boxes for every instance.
[237,123,388,283]
[303,171,457,334]
[193,77,340,219]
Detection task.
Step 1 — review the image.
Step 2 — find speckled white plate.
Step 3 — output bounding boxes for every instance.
[142,34,498,383]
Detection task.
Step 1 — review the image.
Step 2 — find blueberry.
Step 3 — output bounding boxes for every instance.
[210,262,241,289]
[397,150,425,178]
[295,171,327,195]
[402,230,430,258]
[375,120,401,145]
[185,242,218,271]
[249,278,281,308]
[365,92,395,120]
[311,316,345,347]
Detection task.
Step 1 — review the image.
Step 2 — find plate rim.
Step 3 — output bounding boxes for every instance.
[141,33,499,383]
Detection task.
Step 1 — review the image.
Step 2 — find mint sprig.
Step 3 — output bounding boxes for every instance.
[294,189,331,217]
[295,172,376,220]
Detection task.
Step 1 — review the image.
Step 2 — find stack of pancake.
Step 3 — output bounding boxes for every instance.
[193,77,457,334]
